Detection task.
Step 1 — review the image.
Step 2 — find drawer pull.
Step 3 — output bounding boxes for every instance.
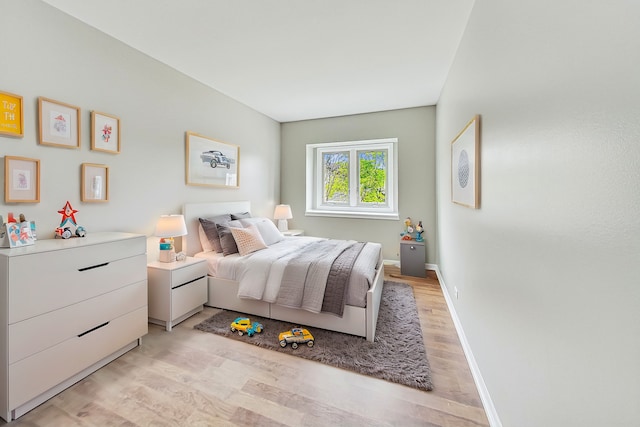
[78,262,109,272]
[173,276,206,290]
[410,246,416,250]
[78,321,109,337]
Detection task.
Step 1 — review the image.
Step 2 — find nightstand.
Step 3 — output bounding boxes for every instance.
[399,240,426,278]
[147,257,208,331]
[282,229,304,236]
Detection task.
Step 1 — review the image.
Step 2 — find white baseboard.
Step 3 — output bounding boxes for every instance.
[428,264,502,427]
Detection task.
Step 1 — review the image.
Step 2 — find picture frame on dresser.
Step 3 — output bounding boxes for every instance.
[91,111,121,154]
[185,131,239,188]
[81,163,109,202]
[4,156,40,203]
[38,97,81,149]
[0,90,23,138]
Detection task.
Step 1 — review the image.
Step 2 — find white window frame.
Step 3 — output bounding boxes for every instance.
[305,137,399,220]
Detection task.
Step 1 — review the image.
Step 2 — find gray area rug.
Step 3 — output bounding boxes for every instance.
[194,281,433,391]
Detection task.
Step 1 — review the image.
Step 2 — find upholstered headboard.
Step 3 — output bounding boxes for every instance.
[182,200,251,257]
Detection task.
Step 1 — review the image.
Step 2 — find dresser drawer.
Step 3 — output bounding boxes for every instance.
[9,280,147,364]
[8,306,148,409]
[170,262,208,289]
[8,253,147,324]
[172,276,207,319]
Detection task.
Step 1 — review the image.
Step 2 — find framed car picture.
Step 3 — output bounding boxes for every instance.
[185,131,239,188]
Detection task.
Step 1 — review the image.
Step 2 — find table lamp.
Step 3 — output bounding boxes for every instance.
[155,214,187,262]
[273,204,293,232]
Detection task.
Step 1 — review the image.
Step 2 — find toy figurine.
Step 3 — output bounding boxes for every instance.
[415,221,424,242]
[55,201,86,239]
[401,217,414,240]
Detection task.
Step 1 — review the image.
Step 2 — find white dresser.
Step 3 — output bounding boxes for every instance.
[0,232,148,421]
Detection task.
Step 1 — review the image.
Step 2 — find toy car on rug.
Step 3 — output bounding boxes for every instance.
[278,327,315,349]
[230,317,263,336]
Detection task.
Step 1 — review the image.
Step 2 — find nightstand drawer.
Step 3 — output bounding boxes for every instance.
[172,276,207,319]
[171,262,208,288]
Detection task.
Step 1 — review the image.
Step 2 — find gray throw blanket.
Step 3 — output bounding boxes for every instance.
[276,239,365,316]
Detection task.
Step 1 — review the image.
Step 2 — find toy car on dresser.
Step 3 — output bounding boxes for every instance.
[279,327,315,349]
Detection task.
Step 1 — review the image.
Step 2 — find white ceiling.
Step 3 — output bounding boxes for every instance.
[41,0,474,123]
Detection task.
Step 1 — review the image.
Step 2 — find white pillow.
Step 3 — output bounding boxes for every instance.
[230,224,267,256]
[240,217,284,245]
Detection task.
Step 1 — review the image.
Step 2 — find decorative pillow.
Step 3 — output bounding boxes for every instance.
[198,224,213,252]
[230,224,267,256]
[199,214,231,253]
[240,217,284,246]
[216,219,244,256]
[230,211,252,220]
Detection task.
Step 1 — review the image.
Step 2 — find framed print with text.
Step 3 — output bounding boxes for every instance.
[451,115,480,209]
[91,111,121,154]
[81,163,109,202]
[38,96,81,149]
[185,131,239,188]
[0,90,23,138]
[4,156,40,203]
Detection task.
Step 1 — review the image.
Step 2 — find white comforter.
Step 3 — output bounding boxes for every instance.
[197,236,381,308]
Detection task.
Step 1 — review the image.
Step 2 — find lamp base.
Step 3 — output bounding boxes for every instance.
[159,249,175,263]
[277,219,289,232]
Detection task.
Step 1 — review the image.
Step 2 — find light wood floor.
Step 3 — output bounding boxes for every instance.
[6,266,489,426]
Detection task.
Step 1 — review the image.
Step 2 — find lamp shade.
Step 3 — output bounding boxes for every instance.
[154,214,188,238]
[273,204,293,220]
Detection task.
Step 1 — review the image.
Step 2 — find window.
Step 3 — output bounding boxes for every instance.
[306,138,398,220]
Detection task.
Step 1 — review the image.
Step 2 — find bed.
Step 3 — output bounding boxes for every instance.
[182,201,385,341]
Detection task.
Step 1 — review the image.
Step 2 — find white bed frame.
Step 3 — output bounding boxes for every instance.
[182,201,385,341]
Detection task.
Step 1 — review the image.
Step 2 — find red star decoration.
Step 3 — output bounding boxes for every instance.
[58,201,78,227]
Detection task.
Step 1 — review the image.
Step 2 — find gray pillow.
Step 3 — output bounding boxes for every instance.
[216,219,244,256]
[199,214,232,253]
[230,211,252,220]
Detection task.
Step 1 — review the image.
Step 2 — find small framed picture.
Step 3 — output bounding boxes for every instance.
[0,90,24,138]
[81,163,109,202]
[185,131,240,188]
[91,111,121,154]
[4,156,40,203]
[38,97,81,149]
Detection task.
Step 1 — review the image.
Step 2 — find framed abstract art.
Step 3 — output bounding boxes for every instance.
[451,115,480,209]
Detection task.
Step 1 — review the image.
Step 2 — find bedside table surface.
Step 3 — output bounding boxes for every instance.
[282,229,304,236]
[147,256,206,270]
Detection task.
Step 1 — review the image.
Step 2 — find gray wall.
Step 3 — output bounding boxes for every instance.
[436,1,640,426]
[281,107,437,263]
[1,0,280,242]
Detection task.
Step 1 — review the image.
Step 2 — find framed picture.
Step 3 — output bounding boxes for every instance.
[0,90,23,138]
[38,96,81,148]
[185,131,239,188]
[6,222,35,248]
[91,111,121,154]
[451,115,481,209]
[4,156,40,203]
[81,163,109,202]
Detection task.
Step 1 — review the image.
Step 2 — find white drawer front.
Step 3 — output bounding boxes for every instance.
[9,280,147,364]
[8,306,148,409]
[172,277,207,320]
[171,262,207,288]
[9,253,147,324]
